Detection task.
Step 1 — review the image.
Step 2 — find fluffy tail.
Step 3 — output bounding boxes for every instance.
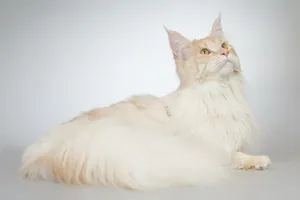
[20,118,231,191]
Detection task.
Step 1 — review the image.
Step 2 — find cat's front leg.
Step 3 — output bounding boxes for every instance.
[233,152,271,170]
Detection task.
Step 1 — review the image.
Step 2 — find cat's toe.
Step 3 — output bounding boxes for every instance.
[257,156,271,169]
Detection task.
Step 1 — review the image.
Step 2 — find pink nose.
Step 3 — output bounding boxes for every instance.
[221,51,229,57]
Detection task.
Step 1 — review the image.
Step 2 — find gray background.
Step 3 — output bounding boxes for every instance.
[0,0,300,199]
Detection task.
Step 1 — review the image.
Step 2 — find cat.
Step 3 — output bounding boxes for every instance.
[20,13,271,191]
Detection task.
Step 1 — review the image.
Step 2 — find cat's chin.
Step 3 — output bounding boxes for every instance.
[218,62,235,77]
[227,55,240,71]
[229,62,241,72]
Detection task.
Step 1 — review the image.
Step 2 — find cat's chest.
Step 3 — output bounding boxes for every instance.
[190,97,252,128]
[170,91,255,150]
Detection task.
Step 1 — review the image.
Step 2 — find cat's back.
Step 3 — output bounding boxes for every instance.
[70,94,171,125]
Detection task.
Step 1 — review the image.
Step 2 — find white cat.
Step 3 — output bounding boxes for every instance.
[20,13,271,191]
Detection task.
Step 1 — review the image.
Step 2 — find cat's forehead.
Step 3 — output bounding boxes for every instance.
[193,36,225,49]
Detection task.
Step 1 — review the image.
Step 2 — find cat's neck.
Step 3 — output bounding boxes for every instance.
[161,72,246,113]
[174,72,244,96]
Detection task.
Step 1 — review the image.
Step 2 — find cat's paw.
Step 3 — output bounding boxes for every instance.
[234,152,271,170]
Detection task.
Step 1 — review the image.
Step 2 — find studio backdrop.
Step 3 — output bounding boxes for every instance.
[0,0,299,159]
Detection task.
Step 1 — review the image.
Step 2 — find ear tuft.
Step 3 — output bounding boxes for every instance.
[210,12,224,37]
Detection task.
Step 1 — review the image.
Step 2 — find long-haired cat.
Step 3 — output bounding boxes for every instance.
[20,13,271,191]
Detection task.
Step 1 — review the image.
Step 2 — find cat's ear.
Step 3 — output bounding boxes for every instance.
[165,27,192,59]
[210,13,224,37]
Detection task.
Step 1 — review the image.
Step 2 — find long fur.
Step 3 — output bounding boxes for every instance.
[20,15,260,191]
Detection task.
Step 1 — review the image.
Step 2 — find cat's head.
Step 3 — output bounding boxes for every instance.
[166,13,241,85]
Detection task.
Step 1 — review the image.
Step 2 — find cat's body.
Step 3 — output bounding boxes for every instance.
[20,14,271,191]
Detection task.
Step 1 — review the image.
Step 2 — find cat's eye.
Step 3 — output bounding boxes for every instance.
[221,42,229,49]
[200,49,210,55]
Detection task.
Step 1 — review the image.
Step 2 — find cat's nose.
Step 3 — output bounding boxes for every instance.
[221,51,229,57]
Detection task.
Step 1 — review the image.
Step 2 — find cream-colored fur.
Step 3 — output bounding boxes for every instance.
[20,13,271,191]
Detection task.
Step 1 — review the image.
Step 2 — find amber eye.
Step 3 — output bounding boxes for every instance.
[200,49,210,55]
[221,42,229,49]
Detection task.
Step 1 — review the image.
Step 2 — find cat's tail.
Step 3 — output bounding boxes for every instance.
[20,117,232,191]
